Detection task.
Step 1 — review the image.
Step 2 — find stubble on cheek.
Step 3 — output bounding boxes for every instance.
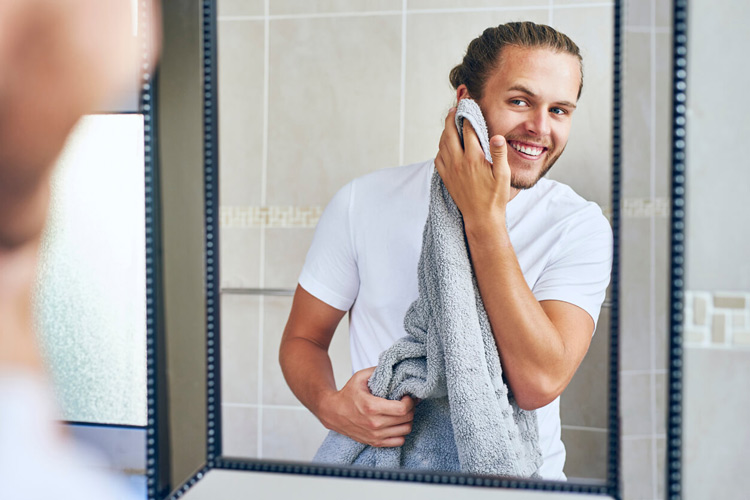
[509,144,566,190]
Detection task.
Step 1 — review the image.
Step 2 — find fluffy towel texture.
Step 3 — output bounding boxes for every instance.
[313,98,542,478]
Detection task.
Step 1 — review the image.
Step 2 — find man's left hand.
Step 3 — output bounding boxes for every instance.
[434,107,512,228]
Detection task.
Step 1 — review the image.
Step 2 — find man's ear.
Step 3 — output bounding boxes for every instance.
[456,84,471,102]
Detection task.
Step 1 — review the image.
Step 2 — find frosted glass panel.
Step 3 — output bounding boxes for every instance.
[34,115,147,426]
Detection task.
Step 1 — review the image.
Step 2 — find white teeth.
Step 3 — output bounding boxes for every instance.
[510,142,544,157]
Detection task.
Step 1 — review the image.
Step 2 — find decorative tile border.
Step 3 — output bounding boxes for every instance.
[220,206,323,228]
[621,198,670,218]
[219,198,667,229]
[683,291,750,348]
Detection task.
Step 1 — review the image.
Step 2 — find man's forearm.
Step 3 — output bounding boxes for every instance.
[279,337,339,421]
[463,216,570,409]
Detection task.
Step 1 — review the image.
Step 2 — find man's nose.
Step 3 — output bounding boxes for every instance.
[526,108,551,136]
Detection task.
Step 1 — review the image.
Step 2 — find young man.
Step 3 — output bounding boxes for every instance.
[279,22,612,480]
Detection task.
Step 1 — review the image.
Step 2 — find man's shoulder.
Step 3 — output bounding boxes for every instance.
[527,178,610,232]
[346,159,434,202]
[534,178,603,213]
[351,159,433,188]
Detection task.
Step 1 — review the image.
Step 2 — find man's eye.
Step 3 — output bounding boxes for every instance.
[550,107,566,115]
[510,99,528,106]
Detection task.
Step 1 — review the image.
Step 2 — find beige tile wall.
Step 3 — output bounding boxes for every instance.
[682,348,750,498]
[619,0,672,498]
[215,1,673,495]
[680,0,750,494]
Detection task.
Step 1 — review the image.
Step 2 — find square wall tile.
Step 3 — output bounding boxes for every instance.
[683,348,750,499]
[654,216,669,370]
[621,437,655,500]
[271,0,401,15]
[560,428,608,481]
[261,295,297,406]
[220,227,261,288]
[655,0,671,28]
[654,372,666,436]
[218,20,265,206]
[625,0,651,27]
[620,217,653,371]
[653,32,673,199]
[262,296,351,406]
[621,32,653,200]
[655,437,666,499]
[221,295,260,405]
[264,227,315,289]
[403,10,549,166]
[546,6,613,208]
[222,405,259,458]
[266,15,402,207]
[218,0,264,17]
[620,372,652,436]
[262,407,330,461]
[561,308,610,429]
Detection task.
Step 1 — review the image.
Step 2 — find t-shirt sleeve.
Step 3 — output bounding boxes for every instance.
[298,181,360,312]
[532,205,613,331]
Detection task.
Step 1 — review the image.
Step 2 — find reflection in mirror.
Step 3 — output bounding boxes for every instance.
[681,0,750,497]
[218,2,613,484]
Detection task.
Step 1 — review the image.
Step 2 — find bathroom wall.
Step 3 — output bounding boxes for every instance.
[618,0,672,498]
[680,0,750,497]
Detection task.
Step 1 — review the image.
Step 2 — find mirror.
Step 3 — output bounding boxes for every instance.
[216,0,613,486]
[679,0,750,497]
[152,0,717,497]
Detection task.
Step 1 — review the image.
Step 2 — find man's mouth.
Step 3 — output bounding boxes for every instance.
[508,140,548,159]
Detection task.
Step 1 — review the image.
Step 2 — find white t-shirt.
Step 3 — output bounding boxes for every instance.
[299,159,613,480]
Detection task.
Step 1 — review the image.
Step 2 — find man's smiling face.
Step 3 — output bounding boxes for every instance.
[462,45,582,190]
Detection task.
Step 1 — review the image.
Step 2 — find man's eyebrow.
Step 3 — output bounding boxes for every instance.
[507,84,578,109]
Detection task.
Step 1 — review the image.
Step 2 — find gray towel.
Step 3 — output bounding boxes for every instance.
[313,99,542,478]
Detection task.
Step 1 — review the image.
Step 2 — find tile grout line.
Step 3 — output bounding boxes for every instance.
[261,4,269,209]
[621,368,668,375]
[548,0,554,26]
[257,293,265,458]
[256,0,270,460]
[622,434,667,441]
[398,0,407,166]
[623,25,671,33]
[649,1,659,497]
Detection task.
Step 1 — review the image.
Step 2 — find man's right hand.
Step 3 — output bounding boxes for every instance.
[318,367,416,448]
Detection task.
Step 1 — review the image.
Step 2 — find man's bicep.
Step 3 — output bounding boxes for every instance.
[282,284,347,351]
[539,300,594,373]
[533,213,613,330]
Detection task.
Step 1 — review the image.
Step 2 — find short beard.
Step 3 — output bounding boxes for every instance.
[510,145,566,190]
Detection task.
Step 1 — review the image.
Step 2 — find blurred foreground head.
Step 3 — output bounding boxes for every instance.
[0,0,160,249]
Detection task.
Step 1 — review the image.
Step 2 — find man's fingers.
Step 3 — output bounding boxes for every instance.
[374,436,406,448]
[372,422,414,447]
[489,135,509,176]
[441,107,464,156]
[400,395,417,411]
[363,394,416,417]
[461,119,485,158]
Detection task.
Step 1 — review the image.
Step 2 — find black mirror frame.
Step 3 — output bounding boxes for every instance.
[141,0,699,497]
[666,0,688,499]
